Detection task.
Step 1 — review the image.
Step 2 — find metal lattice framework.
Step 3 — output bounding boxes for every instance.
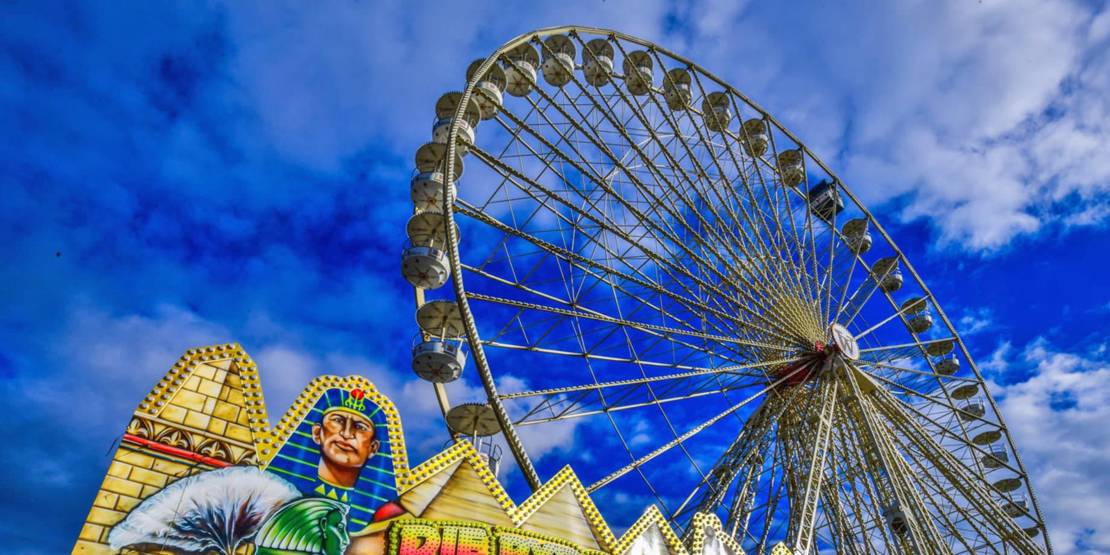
[401,25,1052,555]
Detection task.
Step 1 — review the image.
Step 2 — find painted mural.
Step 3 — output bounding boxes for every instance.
[73,343,791,555]
[264,386,404,533]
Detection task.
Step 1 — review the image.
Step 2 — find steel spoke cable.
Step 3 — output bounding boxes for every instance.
[467,143,809,350]
[587,359,820,493]
[517,71,814,345]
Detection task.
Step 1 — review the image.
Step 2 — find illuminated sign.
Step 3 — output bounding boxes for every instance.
[390,519,606,555]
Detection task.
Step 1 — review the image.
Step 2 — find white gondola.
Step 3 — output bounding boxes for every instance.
[925,339,954,356]
[981,448,1009,469]
[446,402,500,436]
[901,297,933,334]
[960,400,986,421]
[807,179,844,222]
[993,476,1022,493]
[951,383,979,400]
[623,50,654,96]
[504,43,539,97]
[741,118,769,157]
[401,241,450,289]
[583,38,615,87]
[540,35,576,87]
[882,503,908,536]
[411,171,457,212]
[663,68,692,111]
[972,429,1002,446]
[445,403,503,475]
[466,59,506,120]
[907,313,933,334]
[432,92,480,156]
[701,91,732,133]
[416,300,467,338]
[411,335,466,383]
[842,218,873,254]
[414,142,465,179]
[936,354,960,375]
[406,209,453,246]
[1002,497,1028,518]
[777,149,805,187]
[872,257,904,293]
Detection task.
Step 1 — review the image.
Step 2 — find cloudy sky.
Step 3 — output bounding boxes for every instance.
[2,1,1109,553]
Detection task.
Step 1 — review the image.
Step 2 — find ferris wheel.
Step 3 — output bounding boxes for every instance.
[400,26,1051,555]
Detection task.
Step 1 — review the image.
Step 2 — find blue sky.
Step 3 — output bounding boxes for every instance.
[2,1,1110,553]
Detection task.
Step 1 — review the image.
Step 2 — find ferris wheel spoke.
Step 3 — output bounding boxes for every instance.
[698,92,818,309]
[831,416,901,553]
[499,356,802,401]
[597,39,815,316]
[671,389,793,521]
[466,291,792,353]
[839,368,955,555]
[672,102,815,309]
[855,360,978,403]
[586,361,818,493]
[783,374,839,554]
[509,375,765,426]
[865,357,1016,479]
[679,92,807,296]
[462,260,735,355]
[872,387,1045,554]
[858,337,956,364]
[519,77,815,342]
[824,441,883,554]
[612,100,812,319]
[864,370,1000,429]
[467,130,800,341]
[852,300,930,343]
[755,443,792,553]
[456,201,792,357]
[856,359,981,399]
[817,195,842,326]
[868,379,1024,477]
[835,257,902,327]
[830,249,866,324]
[883,429,1004,555]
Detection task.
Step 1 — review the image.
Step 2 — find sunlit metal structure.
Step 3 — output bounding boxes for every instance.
[402,25,1050,555]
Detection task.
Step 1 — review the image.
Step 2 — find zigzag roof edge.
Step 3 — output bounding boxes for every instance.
[686,513,746,555]
[396,444,617,550]
[612,504,687,555]
[132,342,270,448]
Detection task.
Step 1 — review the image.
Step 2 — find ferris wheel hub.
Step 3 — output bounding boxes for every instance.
[828,324,860,361]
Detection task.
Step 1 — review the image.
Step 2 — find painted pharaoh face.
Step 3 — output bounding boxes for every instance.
[312,411,379,470]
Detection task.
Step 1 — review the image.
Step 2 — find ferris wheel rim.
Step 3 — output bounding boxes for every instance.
[425,24,1052,551]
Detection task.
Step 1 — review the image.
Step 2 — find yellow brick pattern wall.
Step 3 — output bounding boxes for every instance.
[72,344,263,554]
[74,446,210,553]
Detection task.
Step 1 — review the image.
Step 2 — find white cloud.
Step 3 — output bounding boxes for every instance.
[981,340,1013,375]
[210,0,1110,250]
[670,0,1110,252]
[828,0,1107,251]
[957,307,995,336]
[220,0,672,172]
[994,338,1110,554]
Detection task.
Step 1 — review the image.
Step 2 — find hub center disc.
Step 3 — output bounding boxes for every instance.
[829,324,859,360]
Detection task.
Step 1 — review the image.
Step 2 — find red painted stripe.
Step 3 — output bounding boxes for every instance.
[122,433,232,468]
